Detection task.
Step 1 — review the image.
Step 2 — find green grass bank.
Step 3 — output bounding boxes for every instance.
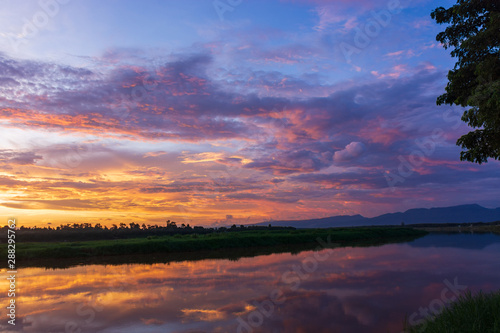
[1,227,426,267]
[405,290,500,333]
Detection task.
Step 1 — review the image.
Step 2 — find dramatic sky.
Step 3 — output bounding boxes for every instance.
[0,0,499,227]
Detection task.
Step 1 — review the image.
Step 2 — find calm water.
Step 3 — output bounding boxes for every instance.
[2,233,500,333]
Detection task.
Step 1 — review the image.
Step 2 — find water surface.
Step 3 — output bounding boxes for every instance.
[2,233,500,333]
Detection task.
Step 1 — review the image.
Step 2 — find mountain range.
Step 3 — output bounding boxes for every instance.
[253,204,500,228]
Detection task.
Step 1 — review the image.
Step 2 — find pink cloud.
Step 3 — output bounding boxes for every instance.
[333,142,366,162]
[314,6,347,32]
[385,49,417,59]
[412,18,432,29]
[371,64,408,79]
[281,0,388,10]
[386,50,405,57]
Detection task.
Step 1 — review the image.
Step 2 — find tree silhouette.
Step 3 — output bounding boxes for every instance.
[431,0,499,163]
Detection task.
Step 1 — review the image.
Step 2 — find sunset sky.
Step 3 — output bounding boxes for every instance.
[1,0,499,227]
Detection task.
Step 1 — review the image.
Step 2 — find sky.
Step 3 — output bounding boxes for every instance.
[0,0,499,227]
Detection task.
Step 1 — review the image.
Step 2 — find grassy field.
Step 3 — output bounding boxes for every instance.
[404,290,500,333]
[1,227,427,268]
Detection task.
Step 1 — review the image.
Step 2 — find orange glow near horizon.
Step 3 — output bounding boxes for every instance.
[1,45,497,229]
[0,114,381,227]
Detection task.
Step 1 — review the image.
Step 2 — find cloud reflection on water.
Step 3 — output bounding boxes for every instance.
[1,234,499,333]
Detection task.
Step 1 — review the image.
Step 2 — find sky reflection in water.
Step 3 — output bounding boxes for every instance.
[1,233,500,333]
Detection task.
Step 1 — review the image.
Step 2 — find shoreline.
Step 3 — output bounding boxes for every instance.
[0,227,427,268]
[411,222,500,235]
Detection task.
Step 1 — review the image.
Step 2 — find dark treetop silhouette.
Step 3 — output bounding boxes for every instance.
[431,0,500,163]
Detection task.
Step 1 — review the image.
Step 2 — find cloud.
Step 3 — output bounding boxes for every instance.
[281,0,390,10]
[412,18,432,29]
[314,7,349,32]
[0,52,442,150]
[1,199,104,210]
[225,191,301,203]
[386,50,405,57]
[1,48,499,225]
[291,171,386,189]
[334,142,366,162]
[0,150,43,165]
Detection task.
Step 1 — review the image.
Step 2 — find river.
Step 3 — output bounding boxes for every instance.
[1,233,500,333]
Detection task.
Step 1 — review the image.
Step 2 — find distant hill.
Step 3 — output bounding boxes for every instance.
[252,204,500,228]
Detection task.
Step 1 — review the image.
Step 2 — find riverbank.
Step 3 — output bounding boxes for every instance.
[404,290,500,332]
[1,227,427,268]
[412,221,500,235]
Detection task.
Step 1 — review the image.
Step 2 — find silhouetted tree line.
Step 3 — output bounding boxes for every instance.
[0,220,295,242]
